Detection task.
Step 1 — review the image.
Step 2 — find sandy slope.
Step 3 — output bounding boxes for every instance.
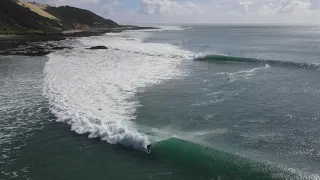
[16,0,57,20]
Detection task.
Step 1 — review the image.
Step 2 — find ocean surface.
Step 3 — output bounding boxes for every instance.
[1,25,320,180]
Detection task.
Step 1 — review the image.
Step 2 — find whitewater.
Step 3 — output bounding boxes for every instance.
[43,28,192,152]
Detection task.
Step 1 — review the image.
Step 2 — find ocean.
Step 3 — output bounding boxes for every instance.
[1,25,320,180]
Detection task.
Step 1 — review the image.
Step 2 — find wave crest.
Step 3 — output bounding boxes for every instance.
[195,54,320,70]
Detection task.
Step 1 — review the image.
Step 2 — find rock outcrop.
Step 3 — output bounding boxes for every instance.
[86,46,108,50]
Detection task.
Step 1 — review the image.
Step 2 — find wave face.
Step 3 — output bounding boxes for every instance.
[195,54,320,70]
[152,138,320,180]
[153,138,276,179]
[43,30,192,152]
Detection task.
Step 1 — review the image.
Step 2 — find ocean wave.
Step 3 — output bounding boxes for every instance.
[152,138,320,180]
[43,31,191,152]
[195,54,320,70]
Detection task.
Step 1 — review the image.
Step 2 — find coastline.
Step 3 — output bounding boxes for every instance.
[0,26,157,56]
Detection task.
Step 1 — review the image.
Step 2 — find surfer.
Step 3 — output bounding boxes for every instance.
[147,144,152,155]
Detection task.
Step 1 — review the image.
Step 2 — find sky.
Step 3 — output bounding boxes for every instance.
[33,0,320,24]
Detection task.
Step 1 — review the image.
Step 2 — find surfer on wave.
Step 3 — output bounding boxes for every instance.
[147,144,152,155]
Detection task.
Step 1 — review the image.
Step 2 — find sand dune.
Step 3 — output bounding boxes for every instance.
[16,0,57,20]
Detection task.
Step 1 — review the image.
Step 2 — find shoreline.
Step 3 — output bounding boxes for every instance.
[0,26,157,56]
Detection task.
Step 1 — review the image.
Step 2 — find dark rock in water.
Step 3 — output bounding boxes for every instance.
[87,46,108,50]
[0,35,70,56]
[51,46,73,50]
[0,26,156,56]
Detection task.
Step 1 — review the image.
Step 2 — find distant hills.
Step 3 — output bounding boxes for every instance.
[0,0,119,34]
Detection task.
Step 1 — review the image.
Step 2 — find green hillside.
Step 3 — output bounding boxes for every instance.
[45,6,118,29]
[0,0,64,34]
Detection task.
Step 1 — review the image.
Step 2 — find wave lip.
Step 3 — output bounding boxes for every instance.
[43,31,191,152]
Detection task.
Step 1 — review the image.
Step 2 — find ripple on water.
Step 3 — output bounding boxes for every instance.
[0,56,48,179]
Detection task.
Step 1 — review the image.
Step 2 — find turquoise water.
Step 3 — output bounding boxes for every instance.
[1,25,320,180]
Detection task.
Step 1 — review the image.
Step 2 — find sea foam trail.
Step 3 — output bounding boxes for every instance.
[43,31,192,152]
[213,64,270,82]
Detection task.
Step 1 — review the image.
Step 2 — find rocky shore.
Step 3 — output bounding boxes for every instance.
[0,26,157,56]
[0,0,159,57]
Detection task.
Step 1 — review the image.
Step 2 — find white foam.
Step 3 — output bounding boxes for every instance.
[192,129,227,136]
[0,56,46,179]
[123,26,191,33]
[213,64,270,82]
[191,98,225,107]
[157,26,191,31]
[141,25,191,32]
[43,32,192,152]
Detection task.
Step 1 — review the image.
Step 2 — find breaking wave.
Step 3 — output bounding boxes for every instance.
[151,138,320,180]
[43,31,192,152]
[195,54,320,70]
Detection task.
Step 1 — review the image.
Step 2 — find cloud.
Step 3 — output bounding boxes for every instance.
[101,1,122,16]
[256,3,281,16]
[140,0,201,15]
[57,0,99,4]
[310,0,320,10]
[139,0,319,17]
[31,0,320,24]
[239,0,253,12]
